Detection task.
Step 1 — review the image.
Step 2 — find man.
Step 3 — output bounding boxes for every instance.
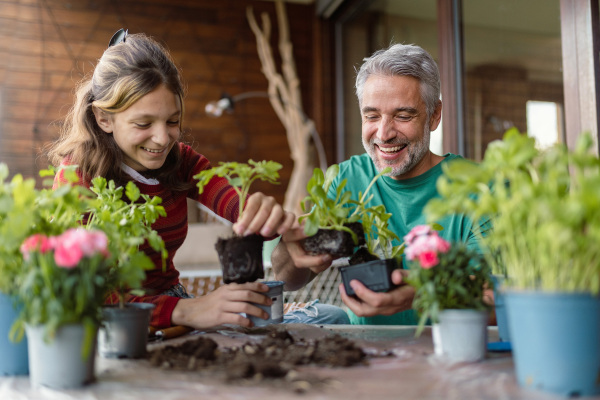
[271,43,482,325]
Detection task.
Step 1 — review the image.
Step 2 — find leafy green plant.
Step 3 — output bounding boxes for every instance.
[425,128,600,294]
[194,160,282,221]
[299,164,391,245]
[404,225,492,336]
[85,177,167,307]
[0,164,90,296]
[12,228,112,356]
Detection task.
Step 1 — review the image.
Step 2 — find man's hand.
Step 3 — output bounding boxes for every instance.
[280,225,333,275]
[339,269,415,317]
[271,222,333,291]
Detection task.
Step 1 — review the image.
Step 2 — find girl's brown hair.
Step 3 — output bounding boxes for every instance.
[47,32,190,190]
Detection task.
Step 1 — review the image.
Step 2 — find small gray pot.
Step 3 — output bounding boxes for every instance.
[248,280,284,327]
[98,303,155,359]
[26,323,96,389]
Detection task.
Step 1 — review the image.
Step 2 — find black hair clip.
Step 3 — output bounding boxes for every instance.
[108,28,128,47]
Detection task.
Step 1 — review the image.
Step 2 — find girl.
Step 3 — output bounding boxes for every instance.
[48,30,295,329]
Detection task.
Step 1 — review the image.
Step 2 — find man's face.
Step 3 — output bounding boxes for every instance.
[361,75,440,180]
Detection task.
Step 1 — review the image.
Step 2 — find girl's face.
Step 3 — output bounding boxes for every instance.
[94,84,181,172]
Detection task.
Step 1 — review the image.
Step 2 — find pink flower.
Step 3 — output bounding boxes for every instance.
[405,234,439,260]
[403,225,451,266]
[403,225,433,245]
[418,250,439,269]
[54,241,83,268]
[431,235,451,253]
[52,228,109,269]
[20,234,53,261]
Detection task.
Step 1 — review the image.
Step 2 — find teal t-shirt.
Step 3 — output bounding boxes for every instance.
[328,153,482,325]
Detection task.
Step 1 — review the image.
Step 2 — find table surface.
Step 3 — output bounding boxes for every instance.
[0,324,587,400]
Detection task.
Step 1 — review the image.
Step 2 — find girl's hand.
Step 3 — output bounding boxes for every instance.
[171,282,272,328]
[232,192,295,238]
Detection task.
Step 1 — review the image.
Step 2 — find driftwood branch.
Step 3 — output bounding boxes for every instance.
[247,2,326,214]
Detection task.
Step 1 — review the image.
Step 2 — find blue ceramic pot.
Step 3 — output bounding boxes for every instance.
[505,291,600,396]
[491,274,510,342]
[0,291,28,375]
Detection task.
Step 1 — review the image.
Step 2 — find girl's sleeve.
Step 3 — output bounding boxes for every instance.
[180,144,240,223]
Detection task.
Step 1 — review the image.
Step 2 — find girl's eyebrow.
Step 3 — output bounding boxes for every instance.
[129,110,181,120]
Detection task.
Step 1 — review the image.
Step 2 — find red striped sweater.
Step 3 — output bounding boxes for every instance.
[55,143,239,328]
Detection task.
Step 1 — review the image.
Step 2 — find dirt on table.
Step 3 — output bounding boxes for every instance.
[147,328,369,392]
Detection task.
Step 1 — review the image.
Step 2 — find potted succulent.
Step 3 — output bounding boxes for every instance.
[14,228,112,389]
[403,225,493,363]
[425,129,600,395]
[86,177,167,359]
[195,159,282,284]
[0,164,90,376]
[299,164,390,259]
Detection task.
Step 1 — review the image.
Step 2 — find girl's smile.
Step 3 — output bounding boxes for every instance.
[94,84,182,172]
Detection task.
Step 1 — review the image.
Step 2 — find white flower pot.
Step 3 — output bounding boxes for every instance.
[26,323,97,389]
[437,309,488,363]
[431,323,443,356]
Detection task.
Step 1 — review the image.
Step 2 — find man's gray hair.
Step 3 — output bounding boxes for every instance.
[355,43,441,119]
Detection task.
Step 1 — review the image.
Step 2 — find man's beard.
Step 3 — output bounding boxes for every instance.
[363,123,431,178]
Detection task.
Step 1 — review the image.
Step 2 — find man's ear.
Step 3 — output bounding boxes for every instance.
[92,106,113,134]
[429,100,442,132]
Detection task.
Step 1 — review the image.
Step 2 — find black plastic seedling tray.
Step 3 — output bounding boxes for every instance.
[339,258,398,296]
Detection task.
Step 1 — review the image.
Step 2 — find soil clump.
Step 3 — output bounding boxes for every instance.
[301,222,365,258]
[148,329,368,392]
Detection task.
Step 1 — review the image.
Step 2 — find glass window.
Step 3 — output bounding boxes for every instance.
[463,0,563,160]
[527,101,562,149]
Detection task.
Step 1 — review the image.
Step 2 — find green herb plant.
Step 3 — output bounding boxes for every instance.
[85,176,167,307]
[0,164,90,297]
[425,128,600,294]
[299,164,391,246]
[194,160,282,222]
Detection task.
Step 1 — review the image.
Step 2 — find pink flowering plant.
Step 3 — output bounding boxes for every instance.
[12,228,112,357]
[404,225,493,336]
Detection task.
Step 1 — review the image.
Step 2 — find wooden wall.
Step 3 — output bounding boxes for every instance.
[0,0,325,205]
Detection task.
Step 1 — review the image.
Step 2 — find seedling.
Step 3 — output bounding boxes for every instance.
[195,160,282,221]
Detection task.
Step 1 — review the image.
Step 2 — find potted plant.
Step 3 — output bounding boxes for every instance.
[299,164,390,259]
[195,159,282,284]
[0,164,90,376]
[403,225,493,363]
[13,228,112,389]
[339,193,444,297]
[425,129,600,396]
[86,176,167,359]
[339,204,404,295]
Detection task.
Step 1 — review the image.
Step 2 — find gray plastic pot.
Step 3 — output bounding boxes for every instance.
[248,280,284,327]
[26,323,96,389]
[98,303,155,359]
